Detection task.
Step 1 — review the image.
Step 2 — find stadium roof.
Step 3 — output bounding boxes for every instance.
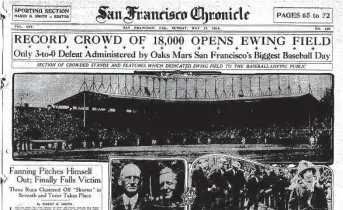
[54,91,319,109]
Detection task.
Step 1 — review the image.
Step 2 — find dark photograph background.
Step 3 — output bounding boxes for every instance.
[12,73,333,163]
[110,158,186,201]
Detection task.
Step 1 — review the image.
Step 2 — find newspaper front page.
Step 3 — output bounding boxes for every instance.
[0,0,341,209]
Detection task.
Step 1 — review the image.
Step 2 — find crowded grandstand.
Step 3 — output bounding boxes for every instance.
[13,74,333,161]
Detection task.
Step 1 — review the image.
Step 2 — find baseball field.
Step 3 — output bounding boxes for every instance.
[14,144,332,164]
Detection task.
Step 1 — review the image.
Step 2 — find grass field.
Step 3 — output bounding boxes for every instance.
[14,144,332,164]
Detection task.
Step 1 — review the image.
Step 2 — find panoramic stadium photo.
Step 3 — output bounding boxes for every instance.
[13,73,333,163]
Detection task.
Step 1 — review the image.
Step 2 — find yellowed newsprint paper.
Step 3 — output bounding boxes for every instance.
[0,0,342,209]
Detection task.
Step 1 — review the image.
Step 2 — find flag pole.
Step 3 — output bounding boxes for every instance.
[83,92,86,127]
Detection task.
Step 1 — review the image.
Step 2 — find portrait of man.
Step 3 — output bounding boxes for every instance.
[159,167,177,200]
[225,160,245,208]
[112,163,145,210]
[110,159,186,210]
[192,158,210,210]
[246,169,263,210]
[207,157,229,193]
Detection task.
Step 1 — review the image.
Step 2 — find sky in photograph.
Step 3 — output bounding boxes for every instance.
[14,74,332,108]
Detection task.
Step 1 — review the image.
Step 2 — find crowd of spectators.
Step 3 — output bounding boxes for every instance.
[13,107,332,151]
[191,156,332,210]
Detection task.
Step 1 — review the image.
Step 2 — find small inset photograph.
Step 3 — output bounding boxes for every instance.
[190,155,332,210]
[109,158,187,210]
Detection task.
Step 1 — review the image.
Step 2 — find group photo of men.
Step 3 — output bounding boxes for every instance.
[110,158,186,210]
[191,155,331,210]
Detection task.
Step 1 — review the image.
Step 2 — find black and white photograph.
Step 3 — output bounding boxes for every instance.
[13,73,333,163]
[190,155,332,210]
[2,0,341,210]
[109,158,187,210]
